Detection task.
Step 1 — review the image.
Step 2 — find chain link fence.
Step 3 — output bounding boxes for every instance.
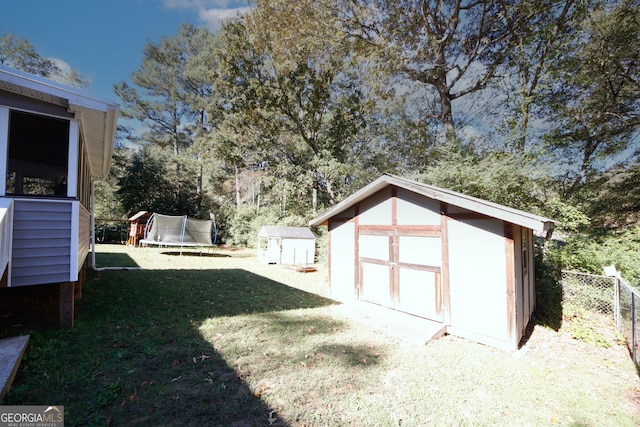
[560,270,640,366]
[617,276,640,364]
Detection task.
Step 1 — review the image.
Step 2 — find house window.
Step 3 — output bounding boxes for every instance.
[6,110,69,196]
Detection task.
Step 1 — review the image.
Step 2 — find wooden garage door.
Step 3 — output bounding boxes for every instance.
[358,230,443,322]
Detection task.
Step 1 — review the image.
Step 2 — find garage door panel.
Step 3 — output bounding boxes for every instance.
[398,236,441,266]
[397,268,442,321]
[359,235,389,260]
[360,262,390,306]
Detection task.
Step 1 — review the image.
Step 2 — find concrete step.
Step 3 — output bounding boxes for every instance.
[0,335,29,402]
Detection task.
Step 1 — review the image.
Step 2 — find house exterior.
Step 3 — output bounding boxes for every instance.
[310,174,554,351]
[257,226,316,266]
[0,66,119,327]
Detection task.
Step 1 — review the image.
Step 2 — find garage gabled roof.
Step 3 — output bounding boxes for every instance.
[0,65,119,177]
[309,174,555,233]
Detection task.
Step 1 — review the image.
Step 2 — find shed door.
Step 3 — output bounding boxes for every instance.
[358,231,443,322]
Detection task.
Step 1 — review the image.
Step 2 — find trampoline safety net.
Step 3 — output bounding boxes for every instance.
[141,213,216,248]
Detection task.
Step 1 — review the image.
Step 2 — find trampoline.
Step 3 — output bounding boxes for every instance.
[139,213,217,254]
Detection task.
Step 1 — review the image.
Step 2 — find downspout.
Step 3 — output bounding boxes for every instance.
[91,179,142,271]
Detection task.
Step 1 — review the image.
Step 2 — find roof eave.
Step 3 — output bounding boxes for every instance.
[310,174,556,233]
[0,66,120,178]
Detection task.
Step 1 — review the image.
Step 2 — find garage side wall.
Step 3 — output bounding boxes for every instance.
[447,215,510,349]
[513,225,536,344]
[328,209,356,302]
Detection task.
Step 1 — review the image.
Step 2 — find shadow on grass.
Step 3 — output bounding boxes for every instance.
[5,264,337,426]
[316,343,383,367]
[93,248,141,268]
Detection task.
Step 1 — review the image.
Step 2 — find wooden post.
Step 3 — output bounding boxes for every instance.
[504,223,516,349]
[440,202,451,326]
[59,282,75,329]
[390,186,399,306]
[75,259,87,300]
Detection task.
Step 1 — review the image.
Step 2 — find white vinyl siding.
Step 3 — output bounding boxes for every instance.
[396,188,441,225]
[448,218,508,343]
[77,204,90,274]
[328,220,355,302]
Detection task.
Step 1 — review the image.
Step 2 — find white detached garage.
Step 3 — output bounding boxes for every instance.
[310,174,554,351]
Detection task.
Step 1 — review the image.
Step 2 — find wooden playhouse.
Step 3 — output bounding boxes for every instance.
[127,210,150,246]
[310,174,554,351]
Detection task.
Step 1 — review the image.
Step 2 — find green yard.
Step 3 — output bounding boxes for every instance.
[1,244,638,426]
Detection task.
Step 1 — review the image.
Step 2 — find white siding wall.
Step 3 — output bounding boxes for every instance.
[396,188,441,225]
[359,190,392,225]
[329,220,355,302]
[398,236,441,266]
[281,238,315,265]
[11,199,73,286]
[447,217,508,345]
[76,204,90,276]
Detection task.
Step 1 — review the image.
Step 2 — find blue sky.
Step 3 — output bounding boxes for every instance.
[0,0,252,102]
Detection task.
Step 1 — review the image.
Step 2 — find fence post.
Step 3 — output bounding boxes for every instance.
[615,276,621,330]
[633,292,637,363]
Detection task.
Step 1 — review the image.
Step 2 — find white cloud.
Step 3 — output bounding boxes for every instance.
[198,7,252,30]
[162,0,234,9]
[162,0,252,30]
[46,57,94,87]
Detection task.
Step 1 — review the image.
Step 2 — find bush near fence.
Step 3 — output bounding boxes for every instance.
[561,269,640,366]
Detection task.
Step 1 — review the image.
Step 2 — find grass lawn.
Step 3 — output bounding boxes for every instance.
[1,244,639,426]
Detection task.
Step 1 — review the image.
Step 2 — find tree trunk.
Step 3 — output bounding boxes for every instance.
[434,51,457,144]
[440,89,457,144]
[256,181,261,214]
[235,165,241,207]
[196,156,203,212]
[312,187,317,215]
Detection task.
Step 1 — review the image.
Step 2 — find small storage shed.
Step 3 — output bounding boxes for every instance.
[310,174,554,351]
[257,226,315,266]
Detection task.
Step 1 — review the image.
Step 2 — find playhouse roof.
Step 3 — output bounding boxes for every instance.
[310,174,555,233]
[128,211,149,222]
[0,66,119,177]
[258,226,315,239]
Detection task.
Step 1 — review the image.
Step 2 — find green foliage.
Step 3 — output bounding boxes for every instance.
[93,144,130,220]
[542,198,591,234]
[116,146,211,218]
[534,240,563,330]
[0,32,89,86]
[96,0,640,268]
[567,321,611,348]
[550,224,640,284]
[582,159,640,229]
[224,204,310,247]
[213,14,370,208]
[225,204,258,247]
[541,0,640,199]
[415,142,546,212]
